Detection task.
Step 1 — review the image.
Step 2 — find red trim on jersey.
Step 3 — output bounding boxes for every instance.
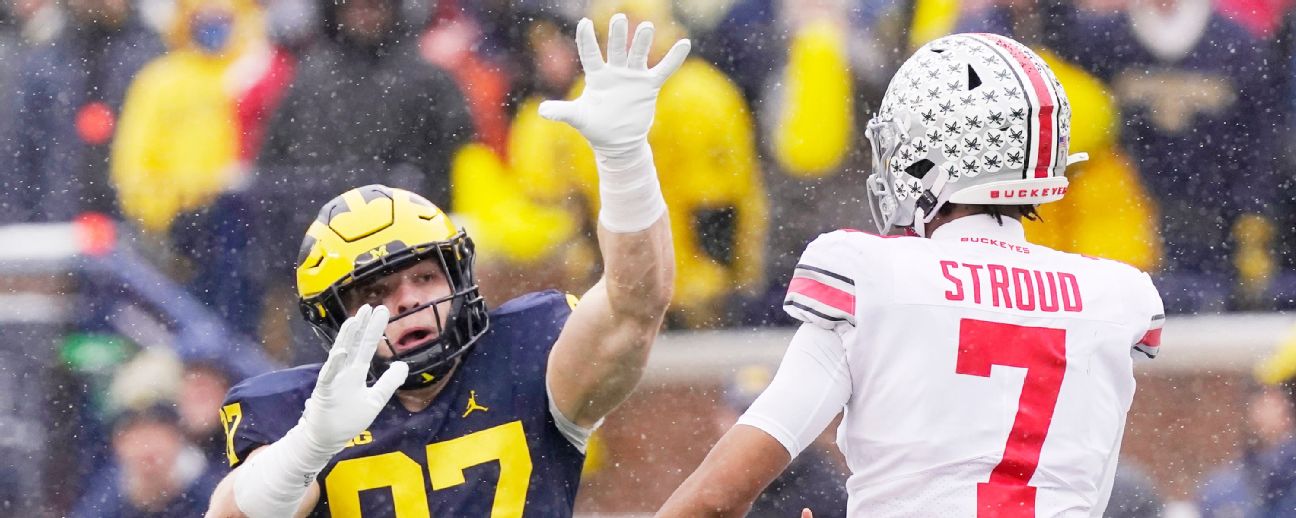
[1139,328,1162,348]
[982,34,1056,179]
[787,277,855,314]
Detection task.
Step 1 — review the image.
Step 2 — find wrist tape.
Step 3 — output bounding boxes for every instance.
[232,425,335,518]
[594,142,666,233]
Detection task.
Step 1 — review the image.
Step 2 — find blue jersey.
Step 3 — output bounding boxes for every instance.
[220,291,585,517]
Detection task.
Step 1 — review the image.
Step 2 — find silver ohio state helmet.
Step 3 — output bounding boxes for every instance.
[866,33,1086,236]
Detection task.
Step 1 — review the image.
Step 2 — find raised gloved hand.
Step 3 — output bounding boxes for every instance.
[233,304,408,518]
[539,14,690,156]
[299,304,408,452]
[538,14,690,233]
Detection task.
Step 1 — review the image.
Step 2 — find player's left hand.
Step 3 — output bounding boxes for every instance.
[538,13,690,155]
[802,508,813,518]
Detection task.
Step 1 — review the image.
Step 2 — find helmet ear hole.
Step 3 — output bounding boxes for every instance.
[967,65,982,90]
[906,159,935,180]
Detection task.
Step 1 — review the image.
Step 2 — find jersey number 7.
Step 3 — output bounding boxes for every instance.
[956,319,1067,518]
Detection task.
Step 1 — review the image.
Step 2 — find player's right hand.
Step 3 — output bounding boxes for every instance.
[298,304,408,453]
[538,14,689,155]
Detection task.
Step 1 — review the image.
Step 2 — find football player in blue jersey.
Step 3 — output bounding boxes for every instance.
[205,14,689,518]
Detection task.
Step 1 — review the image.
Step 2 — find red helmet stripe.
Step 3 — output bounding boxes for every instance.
[975,34,1060,179]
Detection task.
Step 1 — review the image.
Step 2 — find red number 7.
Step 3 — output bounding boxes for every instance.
[956,319,1068,518]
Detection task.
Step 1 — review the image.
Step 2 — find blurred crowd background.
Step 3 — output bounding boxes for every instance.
[5,0,1296,515]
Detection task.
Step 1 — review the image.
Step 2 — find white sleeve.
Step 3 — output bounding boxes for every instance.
[736,323,852,458]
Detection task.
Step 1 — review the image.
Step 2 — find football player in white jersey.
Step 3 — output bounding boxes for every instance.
[658,33,1165,518]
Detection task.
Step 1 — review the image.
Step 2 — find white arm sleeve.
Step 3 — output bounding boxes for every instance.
[736,323,852,458]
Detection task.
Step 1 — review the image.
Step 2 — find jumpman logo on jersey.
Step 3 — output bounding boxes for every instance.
[462,390,489,418]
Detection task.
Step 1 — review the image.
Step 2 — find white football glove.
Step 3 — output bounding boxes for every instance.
[298,304,408,452]
[539,14,690,233]
[538,15,690,156]
[233,305,407,518]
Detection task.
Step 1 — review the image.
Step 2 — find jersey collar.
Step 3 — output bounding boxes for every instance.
[929,214,1027,244]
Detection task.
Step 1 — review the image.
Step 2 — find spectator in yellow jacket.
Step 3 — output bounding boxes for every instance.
[110,0,269,338]
[111,0,263,233]
[511,0,768,328]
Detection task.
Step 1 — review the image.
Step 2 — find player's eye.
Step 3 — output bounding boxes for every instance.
[362,286,386,303]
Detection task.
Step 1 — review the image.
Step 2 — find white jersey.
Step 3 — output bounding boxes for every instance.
[778,215,1163,517]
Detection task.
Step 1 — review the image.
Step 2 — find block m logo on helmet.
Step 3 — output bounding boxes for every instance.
[355,242,406,267]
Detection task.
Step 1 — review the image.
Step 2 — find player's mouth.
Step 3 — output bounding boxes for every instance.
[393,327,439,354]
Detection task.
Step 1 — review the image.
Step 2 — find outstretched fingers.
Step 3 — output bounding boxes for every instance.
[650,38,691,85]
[317,309,363,386]
[606,14,629,67]
[538,100,580,127]
[575,17,604,73]
[627,21,654,70]
[369,361,409,403]
[354,305,390,366]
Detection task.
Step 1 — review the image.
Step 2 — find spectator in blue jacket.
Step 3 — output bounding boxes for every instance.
[1045,0,1280,312]
[70,404,223,518]
[4,0,162,223]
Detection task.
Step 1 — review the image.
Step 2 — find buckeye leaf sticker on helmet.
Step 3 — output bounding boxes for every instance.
[865,33,1086,236]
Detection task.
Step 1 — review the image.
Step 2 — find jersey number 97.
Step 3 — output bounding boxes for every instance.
[324,420,532,518]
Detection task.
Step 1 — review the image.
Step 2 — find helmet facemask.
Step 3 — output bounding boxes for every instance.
[866,117,916,234]
[302,231,490,390]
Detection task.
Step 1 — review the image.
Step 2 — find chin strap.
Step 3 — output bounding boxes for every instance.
[911,165,954,238]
